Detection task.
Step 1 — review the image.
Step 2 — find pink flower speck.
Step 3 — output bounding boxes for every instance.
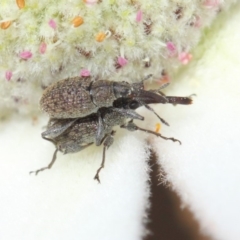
[136,10,142,22]
[194,15,201,28]
[178,52,192,65]
[5,71,12,81]
[48,19,57,29]
[39,42,47,54]
[19,51,32,59]
[117,57,128,67]
[155,77,170,88]
[84,0,98,6]
[204,0,220,8]
[80,69,90,77]
[166,42,176,52]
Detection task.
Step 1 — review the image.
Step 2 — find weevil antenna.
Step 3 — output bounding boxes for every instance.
[133,74,153,91]
[142,74,153,82]
[141,74,153,88]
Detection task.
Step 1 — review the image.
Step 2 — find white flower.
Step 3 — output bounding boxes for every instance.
[0,1,239,240]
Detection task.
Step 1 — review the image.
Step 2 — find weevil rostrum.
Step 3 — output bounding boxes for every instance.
[31,90,192,183]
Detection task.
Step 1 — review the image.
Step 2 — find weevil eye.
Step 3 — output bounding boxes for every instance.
[129,100,139,109]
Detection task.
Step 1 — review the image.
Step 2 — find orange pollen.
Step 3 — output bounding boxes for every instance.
[95,32,106,42]
[16,0,25,9]
[1,21,12,29]
[155,123,161,133]
[71,16,84,27]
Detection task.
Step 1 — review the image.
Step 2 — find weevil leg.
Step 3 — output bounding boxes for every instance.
[142,103,170,126]
[121,121,181,145]
[111,108,144,121]
[29,148,58,175]
[94,131,115,183]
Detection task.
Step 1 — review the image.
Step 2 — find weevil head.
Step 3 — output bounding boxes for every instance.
[113,82,133,98]
[113,79,147,99]
[113,98,141,110]
[113,90,168,110]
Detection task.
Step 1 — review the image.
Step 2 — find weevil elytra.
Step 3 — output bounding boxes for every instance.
[31,94,192,183]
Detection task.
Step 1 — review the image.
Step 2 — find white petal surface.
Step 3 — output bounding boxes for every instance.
[0,2,239,240]
[0,116,150,240]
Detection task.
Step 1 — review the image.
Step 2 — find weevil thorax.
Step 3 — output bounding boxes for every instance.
[90,80,116,108]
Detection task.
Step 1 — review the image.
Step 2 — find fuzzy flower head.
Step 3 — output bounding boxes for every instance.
[0,0,234,116]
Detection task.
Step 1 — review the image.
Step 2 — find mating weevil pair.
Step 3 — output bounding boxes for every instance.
[30,75,192,182]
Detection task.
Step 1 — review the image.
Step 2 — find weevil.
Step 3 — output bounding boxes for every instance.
[40,75,169,119]
[40,75,191,145]
[31,95,192,182]
[42,89,192,146]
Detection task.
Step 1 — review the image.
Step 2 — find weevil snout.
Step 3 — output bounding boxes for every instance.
[134,90,169,104]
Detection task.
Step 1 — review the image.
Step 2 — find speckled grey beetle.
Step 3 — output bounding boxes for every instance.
[40,75,191,145]
[31,95,192,183]
[40,75,168,119]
